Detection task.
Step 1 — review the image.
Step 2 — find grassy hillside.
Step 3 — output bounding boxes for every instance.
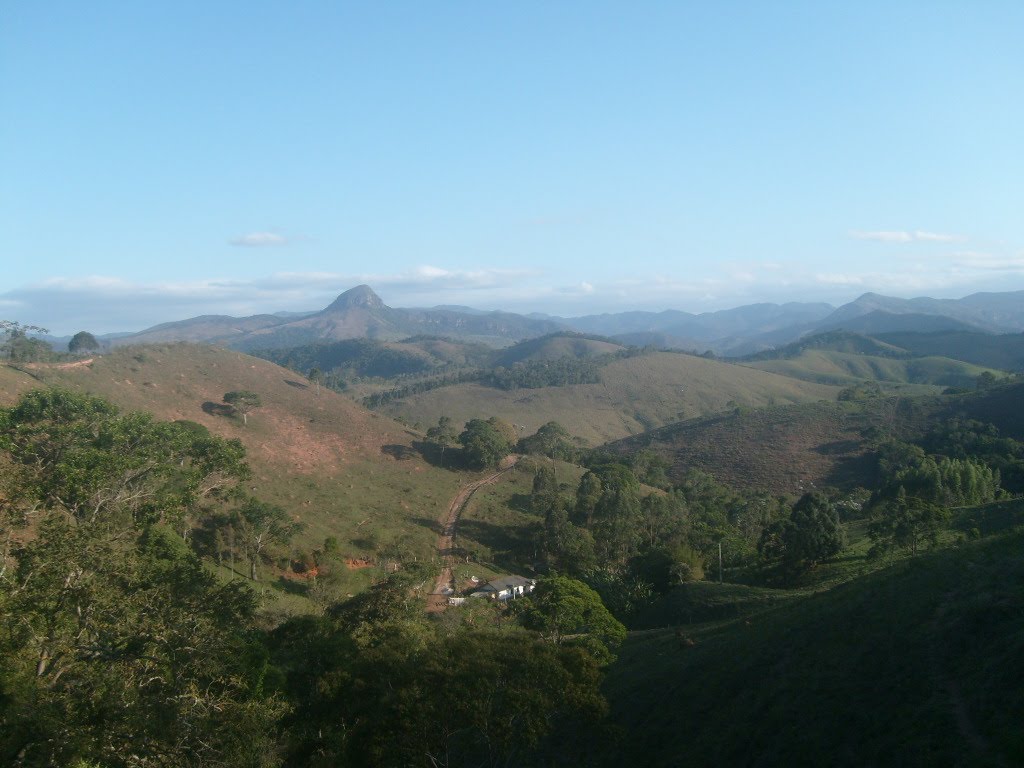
[3,345,465,598]
[743,329,910,359]
[605,397,947,495]
[876,330,1024,371]
[0,362,41,404]
[746,349,998,388]
[492,333,625,366]
[449,457,587,580]
[380,352,837,445]
[602,527,1024,766]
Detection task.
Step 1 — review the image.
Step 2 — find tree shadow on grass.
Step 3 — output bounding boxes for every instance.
[275,575,310,596]
[284,379,309,390]
[201,401,234,417]
[409,516,442,535]
[410,440,466,471]
[457,519,535,574]
[508,493,533,514]
[382,444,418,460]
[821,450,879,490]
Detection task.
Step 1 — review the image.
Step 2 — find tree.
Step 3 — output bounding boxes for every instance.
[67,331,100,354]
[486,416,519,447]
[426,415,457,467]
[0,390,278,765]
[1,320,53,362]
[519,575,627,665]
[778,492,845,570]
[590,464,643,563]
[1,389,248,531]
[574,471,603,528]
[223,390,262,425]
[868,489,950,557]
[308,366,324,395]
[459,418,512,469]
[519,420,576,460]
[234,498,303,580]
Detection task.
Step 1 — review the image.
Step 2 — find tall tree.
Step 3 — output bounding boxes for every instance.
[307,366,324,395]
[868,489,950,557]
[426,415,457,467]
[779,492,845,570]
[458,418,512,469]
[590,464,643,563]
[67,331,100,354]
[223,391,262,425]
[234,498,303,580]
[519,575,626,665]
[0,320,52,362]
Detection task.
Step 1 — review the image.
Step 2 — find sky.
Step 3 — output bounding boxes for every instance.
[2,1,1023,335]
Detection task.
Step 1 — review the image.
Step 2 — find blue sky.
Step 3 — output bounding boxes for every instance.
[2,2,1023,334]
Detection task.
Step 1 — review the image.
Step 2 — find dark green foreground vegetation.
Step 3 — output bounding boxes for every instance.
[605,523,1024,767]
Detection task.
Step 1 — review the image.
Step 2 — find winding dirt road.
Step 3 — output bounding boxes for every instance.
[426,455,520,612]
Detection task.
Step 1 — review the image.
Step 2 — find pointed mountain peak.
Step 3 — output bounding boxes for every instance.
[324,285,387,312]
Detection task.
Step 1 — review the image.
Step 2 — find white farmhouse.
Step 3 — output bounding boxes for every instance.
[471,575,536,601]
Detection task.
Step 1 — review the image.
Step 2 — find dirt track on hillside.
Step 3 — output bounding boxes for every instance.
[426,455,519,612]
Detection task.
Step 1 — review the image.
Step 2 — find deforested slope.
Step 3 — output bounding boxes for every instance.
[604,397,943,495]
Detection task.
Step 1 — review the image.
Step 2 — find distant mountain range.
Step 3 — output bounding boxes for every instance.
[85,285,1024,356]
[108,285,565,351]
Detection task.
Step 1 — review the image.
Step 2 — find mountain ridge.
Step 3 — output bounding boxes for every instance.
[84,287,1024,357]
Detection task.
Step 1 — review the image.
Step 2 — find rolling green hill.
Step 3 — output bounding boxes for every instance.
[2,345,465,599]
[604,397,948,495]
[602,525,1024,766]
[257,335,494,381]
[745,349,998,388]
[740,330,1003,388]
[491,333,626,366]
[379,351,838,445]
[876,330,1024,371]
[744,329,910,360]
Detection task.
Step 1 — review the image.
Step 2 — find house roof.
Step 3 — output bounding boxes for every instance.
[481,575,534,592]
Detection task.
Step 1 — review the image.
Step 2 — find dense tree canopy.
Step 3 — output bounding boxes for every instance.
[519,575,627,665]
[458,418,513,469]
[0,320,53,362]
[868,489,950,557]
[0,389,278,767]
[760,492,845,573]
[68,330,100,354]
[518,420,577,460]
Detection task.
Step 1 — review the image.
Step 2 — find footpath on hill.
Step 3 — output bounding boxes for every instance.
[427,454,520,612]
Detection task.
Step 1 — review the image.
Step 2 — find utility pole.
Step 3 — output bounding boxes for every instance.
[718,542,723,584]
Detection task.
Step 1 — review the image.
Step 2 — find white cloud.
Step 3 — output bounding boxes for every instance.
[914,230,966,243]
[229,232,288,247]
[951,251,1024,271]
[849,230,914,243]
[849,229,965,243]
